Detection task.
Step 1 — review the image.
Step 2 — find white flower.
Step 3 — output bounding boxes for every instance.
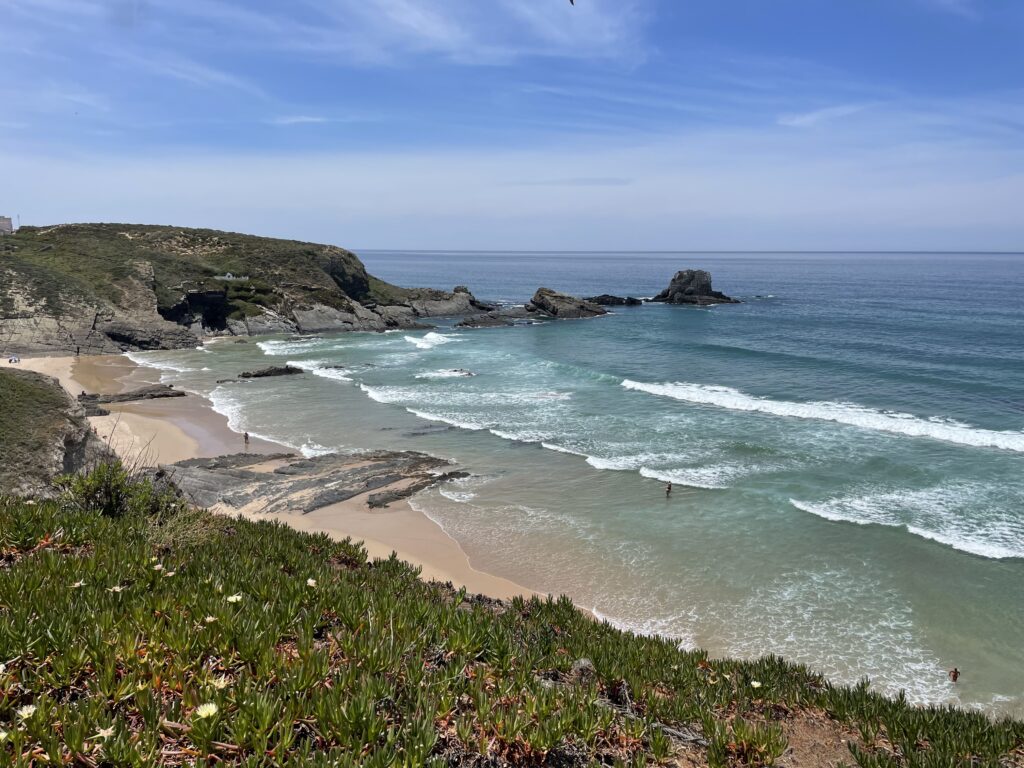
[306,578,317,588]
[71,580,85,588]
[25,500,35,506]
[164,571,176,578]
[204,616,218,624]
[226,593,243,603]
[212,675,231,690]
[152,563,164,572]
[16,704,37,720]
[192,702,219,720]
[94,726,115,739]
[0,729,8,742]
[107,585,125,593]
[751,680,762,689]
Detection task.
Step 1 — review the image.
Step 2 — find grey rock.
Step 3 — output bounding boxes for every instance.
[650,269,739,305]
[78,384,187,416]
[238,365,303,379]
[528,288,607,319]
[584,294,643,306]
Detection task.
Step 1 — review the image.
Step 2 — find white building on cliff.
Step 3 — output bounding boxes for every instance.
[0,217,13,235]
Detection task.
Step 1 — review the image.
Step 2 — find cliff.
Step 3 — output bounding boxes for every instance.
[0,367,111,496]
[0,223,491,354]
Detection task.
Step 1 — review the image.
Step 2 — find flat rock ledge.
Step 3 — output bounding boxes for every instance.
[148,450,468,515]
[78,384,187,417]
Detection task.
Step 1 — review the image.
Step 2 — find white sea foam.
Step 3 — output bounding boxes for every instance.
[404,331,460,350]
[125,351,197,374]
[405,408,487,431]
[300,441,334,458]
[540,442,588,456]
[415,369,476,379]
[638,465,750,490]
[622,379,1024,452]
[790,485,1024,560]
[256,338,326,356]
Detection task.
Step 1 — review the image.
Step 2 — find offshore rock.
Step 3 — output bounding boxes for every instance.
[527,288,607,319]
[238,365,303,379]
[584,294,643,306]
[650,270,739,305]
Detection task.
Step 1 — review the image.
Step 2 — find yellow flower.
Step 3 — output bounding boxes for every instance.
[226,593,243,603]
[193,702,219,720]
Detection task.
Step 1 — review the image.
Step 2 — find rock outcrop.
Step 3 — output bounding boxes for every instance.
[152,450,464,513]
[78,384,187,416]
[0,368,112,497]
[584,294,643,306]
[527,288,607,319]
[650,270,739,305]
[239,366,303,379]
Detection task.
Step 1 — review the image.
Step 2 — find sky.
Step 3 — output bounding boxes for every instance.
[2,0,1023,251]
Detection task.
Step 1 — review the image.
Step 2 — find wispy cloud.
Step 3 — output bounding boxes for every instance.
[920,0,980,19]
[267,116,330,126]
[778,103,873,128]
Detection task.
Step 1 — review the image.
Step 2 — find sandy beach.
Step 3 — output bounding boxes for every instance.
[1,353,534,601]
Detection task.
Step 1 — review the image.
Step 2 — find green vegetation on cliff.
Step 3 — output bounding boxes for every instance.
[1,465,1021,767]
[0,368,69,490]
[0,223,406,321]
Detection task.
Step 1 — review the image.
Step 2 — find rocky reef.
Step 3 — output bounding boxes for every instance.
[457,287,607,327]
[650,270,739,305]
[584,294,643,306]
[77,384,187,416]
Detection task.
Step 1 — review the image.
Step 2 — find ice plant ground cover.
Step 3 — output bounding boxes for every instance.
[0,464,1022,767]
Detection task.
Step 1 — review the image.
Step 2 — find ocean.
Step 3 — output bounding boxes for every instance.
[129,251,1024,714]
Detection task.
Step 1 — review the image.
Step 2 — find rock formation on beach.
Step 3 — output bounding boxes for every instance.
[0,223,495,354]
[152,450,466,514]
[77,384,187,416]
[650,269,739,305]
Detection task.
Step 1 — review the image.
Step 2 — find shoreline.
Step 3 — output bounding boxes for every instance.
[1,353,537,602]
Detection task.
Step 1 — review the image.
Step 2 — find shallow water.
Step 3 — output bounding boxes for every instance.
[131,251,1024,715]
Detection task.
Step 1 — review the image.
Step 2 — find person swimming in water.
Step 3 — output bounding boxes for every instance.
[948,667,960,683]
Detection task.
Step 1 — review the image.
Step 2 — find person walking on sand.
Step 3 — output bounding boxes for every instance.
[948,667,960,683]
[665,481,672,497]
[243,431,250,450]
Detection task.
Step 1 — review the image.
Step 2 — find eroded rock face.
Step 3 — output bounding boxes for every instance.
[650,270,739,305]
[0,369,112,497]
[528,288,607,319]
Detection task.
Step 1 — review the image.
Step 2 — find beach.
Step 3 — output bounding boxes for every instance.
[0,353,534,601]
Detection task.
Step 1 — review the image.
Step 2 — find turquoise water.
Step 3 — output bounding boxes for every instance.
[132,252,1024,714]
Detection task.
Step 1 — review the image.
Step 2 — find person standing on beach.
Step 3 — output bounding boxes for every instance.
[665,481,672,497]
[243,431,250,451]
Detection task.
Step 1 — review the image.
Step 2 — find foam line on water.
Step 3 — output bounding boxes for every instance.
[790,486,1024,560]
[622,379,1024,452]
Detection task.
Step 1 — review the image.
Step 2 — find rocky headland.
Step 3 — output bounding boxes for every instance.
[0,224,495,355]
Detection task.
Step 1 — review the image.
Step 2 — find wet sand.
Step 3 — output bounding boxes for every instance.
[2,354,534,601]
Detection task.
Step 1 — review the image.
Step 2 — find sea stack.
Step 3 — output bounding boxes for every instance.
[650,270,739,305]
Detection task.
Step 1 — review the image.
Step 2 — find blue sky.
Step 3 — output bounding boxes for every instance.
[2,0,1023,250]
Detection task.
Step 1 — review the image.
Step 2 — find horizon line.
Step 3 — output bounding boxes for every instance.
[355,249,1024,256]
